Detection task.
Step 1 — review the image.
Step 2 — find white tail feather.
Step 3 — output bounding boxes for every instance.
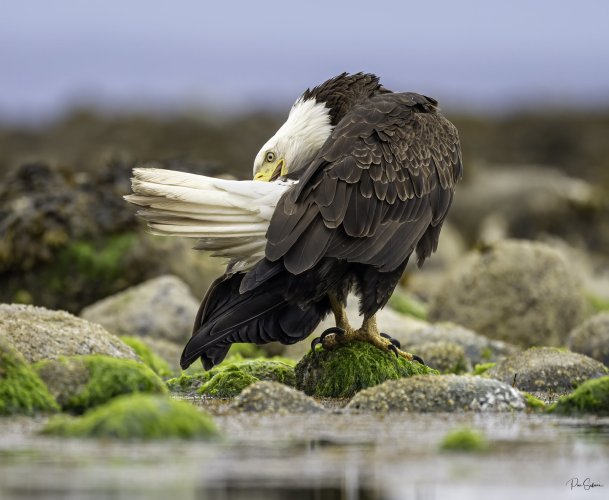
[125,167,290,269]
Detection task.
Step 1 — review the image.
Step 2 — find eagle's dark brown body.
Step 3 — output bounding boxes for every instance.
[180,73,462,369]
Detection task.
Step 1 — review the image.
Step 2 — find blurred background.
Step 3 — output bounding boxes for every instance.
[1,0,609,313]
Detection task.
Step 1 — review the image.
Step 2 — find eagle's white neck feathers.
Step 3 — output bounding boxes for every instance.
[253,97,333,177]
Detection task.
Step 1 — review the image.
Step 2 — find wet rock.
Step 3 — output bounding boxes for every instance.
[347,375,525,412]
[42,394,218,439]
[550,376,609,416]
[395,322,517,365]
[0,304,137,363]
[33,355,167,413]
[567,313,609,367]
[428,240,586,347]
[0,337,58,415]
[409,341,472,374]
[80,275,199,344]
[167,358,296,397]
[230,381,325,413]
[295,341,437,398]
[485,347,608,394]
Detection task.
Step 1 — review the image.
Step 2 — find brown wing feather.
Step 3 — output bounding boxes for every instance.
[266,92,462,275]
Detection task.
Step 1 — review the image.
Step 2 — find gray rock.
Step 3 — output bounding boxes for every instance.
[0,304,136,363]
[485,347,608,394]
[80,275,199,343]
[568,313,609,367]
[409,341,472,374]
[230,381,325,413]
[347,375,525,412]
[396,322,517,365]
[428,240,586,347]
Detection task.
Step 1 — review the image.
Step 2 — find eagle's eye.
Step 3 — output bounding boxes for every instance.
[265,151,276,163]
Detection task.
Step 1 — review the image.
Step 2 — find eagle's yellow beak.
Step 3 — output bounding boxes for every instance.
[254,158,286,182]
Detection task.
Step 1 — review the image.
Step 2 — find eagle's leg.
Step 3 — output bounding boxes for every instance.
[311,294,355,350]
[320,313,421,363]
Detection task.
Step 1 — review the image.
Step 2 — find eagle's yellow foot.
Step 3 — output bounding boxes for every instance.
[312,323,425,365]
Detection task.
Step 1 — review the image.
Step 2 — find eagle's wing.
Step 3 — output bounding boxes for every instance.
[264,92,462,275]
[125,168,289,270]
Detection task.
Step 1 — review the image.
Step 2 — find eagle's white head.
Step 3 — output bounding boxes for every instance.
[252,97,332,182]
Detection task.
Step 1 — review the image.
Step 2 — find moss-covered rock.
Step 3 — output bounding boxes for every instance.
[120,336,173,377]
[440,428,489,452]
[429,240,586,347]
[230,381,325,413]
[42,394,218,439]
[408,341,472,374]
[295,341,437,398]
[347,374,526,412]
[0,338,58,416]
[485,347,608,394]
[198,369,259,398]
[34,355,167,413]
[549,376,609,415]
[167,358,296,397]
[473,362,496,375]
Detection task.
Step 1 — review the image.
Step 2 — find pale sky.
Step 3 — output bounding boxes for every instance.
[2,0,609,123]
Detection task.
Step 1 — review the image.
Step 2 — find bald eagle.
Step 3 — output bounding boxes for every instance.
[126,73,462,370]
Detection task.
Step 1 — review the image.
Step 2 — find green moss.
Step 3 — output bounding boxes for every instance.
[34,355,167,414]
[388,291,428,320]
[295,341,439,398]
[440,428,489,452]
[522,392,547,411]
[168,358,296,397]
[42,394,218,440]
[120,336,173,377]
[549,376,609,415]
[198,368,259,398]
[473,362,496,375]
[0,339,59,416]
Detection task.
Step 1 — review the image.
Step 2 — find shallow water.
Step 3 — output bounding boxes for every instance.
[1,401,608,500]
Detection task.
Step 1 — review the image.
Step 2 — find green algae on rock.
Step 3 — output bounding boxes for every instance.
[167,358,296,397]
[198,368,259,398]
[230,381,325,413]
[440,427,489,452]
[34,355,167,413]
[42,394,218,439]
[522,392,547,411]
[120,336,173,377]
[295,341,437,398]
[347,374,525,412]
[549,376,609,415]
[0,338,59,416]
